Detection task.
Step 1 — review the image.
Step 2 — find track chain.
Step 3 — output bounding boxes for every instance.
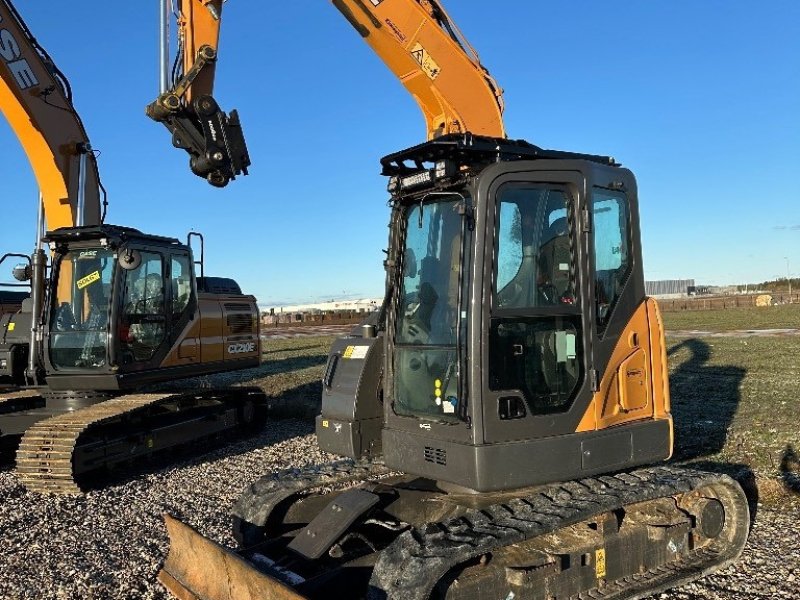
[232,458,394,546]
[0,389,43,414]
[367,466,749,600]
[16,393,173,494]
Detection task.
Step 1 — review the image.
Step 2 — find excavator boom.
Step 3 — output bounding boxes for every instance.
[332,0,505,139]
[0,0,102,229]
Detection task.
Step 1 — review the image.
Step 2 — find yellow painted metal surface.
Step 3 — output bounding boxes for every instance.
[179,0,224,104]
[0,2,101,228]
[575,298,672,448]
[331,0,505,139]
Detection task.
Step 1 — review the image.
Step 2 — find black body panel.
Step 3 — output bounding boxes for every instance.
[383,419,670,492]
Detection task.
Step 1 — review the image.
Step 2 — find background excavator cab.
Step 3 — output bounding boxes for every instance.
[38,225,260,394]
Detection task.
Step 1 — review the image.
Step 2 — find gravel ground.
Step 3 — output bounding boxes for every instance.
[0,331,798,599]
[0,420,332,599]
[1,423,798,599]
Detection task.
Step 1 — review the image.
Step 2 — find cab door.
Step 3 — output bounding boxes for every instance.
[479,167,595,444]
[117,249,169,370]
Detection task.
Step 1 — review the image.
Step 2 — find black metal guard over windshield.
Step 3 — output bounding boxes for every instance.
[393,194,468,422]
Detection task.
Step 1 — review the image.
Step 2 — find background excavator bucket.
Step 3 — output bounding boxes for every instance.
[159,514,308,600]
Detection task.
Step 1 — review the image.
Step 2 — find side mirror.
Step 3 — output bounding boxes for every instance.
[119,249,142,271]
[12,264,31,282]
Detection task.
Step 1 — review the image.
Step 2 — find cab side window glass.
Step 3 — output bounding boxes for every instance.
[592,189,631,331]
[494,185,575,308]
[170,255,193,319]
[490,185,581,417]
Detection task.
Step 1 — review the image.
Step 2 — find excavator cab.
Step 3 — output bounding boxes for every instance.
[319,134,673,491]
[38,225,260,393]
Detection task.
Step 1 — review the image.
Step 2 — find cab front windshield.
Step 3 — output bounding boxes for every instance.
[394,195,466,421]
[50,248,115,369]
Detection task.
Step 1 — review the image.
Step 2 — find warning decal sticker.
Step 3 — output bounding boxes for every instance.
[595,548,607,578]
[343,345,369,360]
[77,270,101,290]
[410,43,441,80]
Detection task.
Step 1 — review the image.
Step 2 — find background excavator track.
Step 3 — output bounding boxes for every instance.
[16,387,267,494]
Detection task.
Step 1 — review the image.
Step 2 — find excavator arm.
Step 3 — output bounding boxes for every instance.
[0,0,103,229]
[332,0,505,139]
[146,0,250,188]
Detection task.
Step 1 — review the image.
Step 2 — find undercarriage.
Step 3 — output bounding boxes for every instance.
[161,459,750,600]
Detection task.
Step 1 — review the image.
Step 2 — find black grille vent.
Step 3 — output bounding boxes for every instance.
[424,446,447,466]
[224,302,252,312]
[227,314,254,334]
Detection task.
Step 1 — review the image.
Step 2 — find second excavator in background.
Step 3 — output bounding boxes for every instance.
[160,1,751,599]
[0,0,262,493]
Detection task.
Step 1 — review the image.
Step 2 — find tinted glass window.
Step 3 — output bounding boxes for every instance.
[170,255,193,319]
[120,252,165,362]
[592,189,631,330]
[395,197,464,421]
[489,317,582,415]
[494,185,575,309]
[49,248,114,369]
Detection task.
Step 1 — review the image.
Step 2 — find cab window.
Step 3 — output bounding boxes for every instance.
[120,252,166,362]
[170,254,193,319]
[494,185,575,308]
[489,184,582,417]
[592,189,631,331]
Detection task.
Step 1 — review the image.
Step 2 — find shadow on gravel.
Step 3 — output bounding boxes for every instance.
[668,339,745,462]
[780,445,800,494]
[264,381,323,420]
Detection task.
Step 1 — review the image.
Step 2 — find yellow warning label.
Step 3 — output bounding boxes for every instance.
[322,420,329,428]
[410,43,441,80]
[77,270,101,290]
[595,548,607,578]
[343,346,355,359]
[7,322,14,332]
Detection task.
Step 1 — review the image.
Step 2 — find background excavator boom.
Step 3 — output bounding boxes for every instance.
[332,0,505,139]
[0,0,103,229]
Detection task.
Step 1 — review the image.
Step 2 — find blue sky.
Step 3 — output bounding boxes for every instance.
[1,1,798,305]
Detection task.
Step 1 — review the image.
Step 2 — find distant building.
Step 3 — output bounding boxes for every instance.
[264,298,381,315]
[260,298,382,324]
[645,279,695,299]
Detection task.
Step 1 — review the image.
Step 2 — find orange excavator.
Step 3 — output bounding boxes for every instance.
[0,0,262,493]
[159,2,750,599]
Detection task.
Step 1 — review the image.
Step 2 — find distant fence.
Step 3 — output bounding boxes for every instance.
[658,293,799,312]
[262,310,371,327]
